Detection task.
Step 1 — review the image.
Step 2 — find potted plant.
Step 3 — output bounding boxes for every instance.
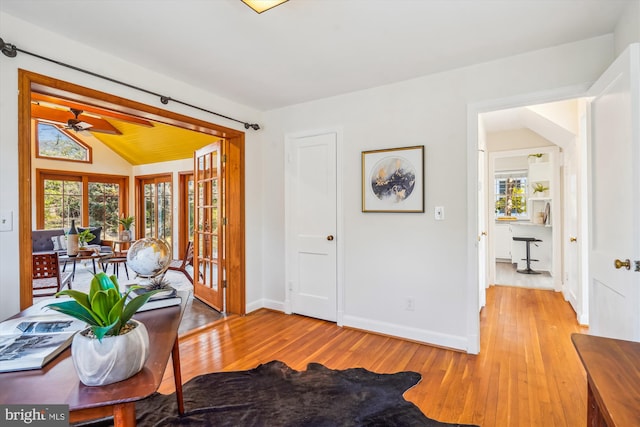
[77,229,96,254]
[532,182,549,196]
[117,214,135,241]
[47,272,162,386]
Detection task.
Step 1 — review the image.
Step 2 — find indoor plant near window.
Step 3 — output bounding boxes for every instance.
[77,229,96,254]
[118,214,135,241]
[532,182,549,197]
[47,272,161,386]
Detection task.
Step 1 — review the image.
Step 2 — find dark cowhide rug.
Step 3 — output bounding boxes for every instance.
[80,360,478,426]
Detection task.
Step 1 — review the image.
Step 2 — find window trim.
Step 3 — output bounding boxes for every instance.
[35,121,93,164]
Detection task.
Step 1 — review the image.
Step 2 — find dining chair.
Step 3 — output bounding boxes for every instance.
[163,241,194,283]
[32,251,72,297]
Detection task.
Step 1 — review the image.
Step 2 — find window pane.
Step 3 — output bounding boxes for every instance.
[144,183,156,238]
[158,181,172,248]
[37,122,89,162]
[494,172,528,218]
[43,179,82,229]
[88,182,120,240]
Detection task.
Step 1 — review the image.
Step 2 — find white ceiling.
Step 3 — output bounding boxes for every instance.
[0,0,633,111]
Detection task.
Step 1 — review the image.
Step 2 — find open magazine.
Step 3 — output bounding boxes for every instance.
[0,315,87,373]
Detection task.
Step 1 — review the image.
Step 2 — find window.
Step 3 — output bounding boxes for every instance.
[495,171,528,218]
[36,122,92,163]
[137,174,173,249]
[37,170,128,240]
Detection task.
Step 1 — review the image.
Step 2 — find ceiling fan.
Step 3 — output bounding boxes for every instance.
[65,108,93,132]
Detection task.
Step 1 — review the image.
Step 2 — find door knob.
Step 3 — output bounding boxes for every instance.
[569,236,577,242]
[327,235,334,241]
[614,259,631,270]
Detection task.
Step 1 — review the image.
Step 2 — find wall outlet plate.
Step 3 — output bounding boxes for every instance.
[0,210,13,232]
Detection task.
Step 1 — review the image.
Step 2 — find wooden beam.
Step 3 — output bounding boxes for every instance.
[32,92,155,127]
[31,104,122,135]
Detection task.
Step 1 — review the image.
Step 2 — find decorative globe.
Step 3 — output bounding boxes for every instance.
[126,238,172,278]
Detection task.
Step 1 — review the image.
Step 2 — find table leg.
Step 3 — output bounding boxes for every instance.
[91,258,97,274]
[172,338,184,415]
[112,402,136,426]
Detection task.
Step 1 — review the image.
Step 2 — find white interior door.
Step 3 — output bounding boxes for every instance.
[285,132,338,322]
[478,148,488,310]
[588,43,640,340]
[563,141,580,312]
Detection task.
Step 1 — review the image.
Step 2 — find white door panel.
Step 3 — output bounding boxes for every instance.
[286,132,337,322]
[588,43,640,340]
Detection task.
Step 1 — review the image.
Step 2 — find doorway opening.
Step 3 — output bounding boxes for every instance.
[18,70,246,315]
[478,97,589,324]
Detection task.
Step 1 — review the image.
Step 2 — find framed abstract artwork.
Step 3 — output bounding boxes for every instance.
[361,145,424,212]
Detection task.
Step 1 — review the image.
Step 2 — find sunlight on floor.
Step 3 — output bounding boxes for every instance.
[494,261,554,290]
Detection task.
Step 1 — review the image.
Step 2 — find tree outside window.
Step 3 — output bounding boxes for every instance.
[495,172,528,218]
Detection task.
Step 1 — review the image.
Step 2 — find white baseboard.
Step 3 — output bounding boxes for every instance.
[341,314,469,352]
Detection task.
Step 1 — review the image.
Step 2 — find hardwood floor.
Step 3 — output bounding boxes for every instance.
[161,285,589,427]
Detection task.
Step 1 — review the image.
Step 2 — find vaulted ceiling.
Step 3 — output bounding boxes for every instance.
[30,92,220,165]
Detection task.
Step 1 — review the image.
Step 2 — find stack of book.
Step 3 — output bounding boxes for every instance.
[126,285,182,312]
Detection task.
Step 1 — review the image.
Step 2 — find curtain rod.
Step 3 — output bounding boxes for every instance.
[0,37,261,130]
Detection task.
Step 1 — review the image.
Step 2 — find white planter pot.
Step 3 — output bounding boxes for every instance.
[71,319,149,386]
[119,230,132,241]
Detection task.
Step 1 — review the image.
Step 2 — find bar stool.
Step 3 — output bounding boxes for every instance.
[512,236,542,274]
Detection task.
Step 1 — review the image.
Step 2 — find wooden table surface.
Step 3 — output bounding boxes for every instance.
[571,333,640,427]
[0,291,188,424]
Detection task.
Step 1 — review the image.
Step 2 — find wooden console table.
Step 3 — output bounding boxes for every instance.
[571,333,640,426]
[0,291,189,426]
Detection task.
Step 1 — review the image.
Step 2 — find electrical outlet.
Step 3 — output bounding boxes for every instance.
[0,210,12,232]
[405,297,415,311]
[434,206,444,220]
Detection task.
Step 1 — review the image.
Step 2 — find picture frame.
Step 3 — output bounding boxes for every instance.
[361,145,424,212]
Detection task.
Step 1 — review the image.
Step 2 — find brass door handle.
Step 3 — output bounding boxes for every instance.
[327,235,334,241]
[614,259,631,270]
[569,237,577,242]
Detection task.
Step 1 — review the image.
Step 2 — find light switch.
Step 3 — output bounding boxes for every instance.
[434,206,444,220]
[0,210,13,232]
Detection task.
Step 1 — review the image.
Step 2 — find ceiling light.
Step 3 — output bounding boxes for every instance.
[241,0,289,14]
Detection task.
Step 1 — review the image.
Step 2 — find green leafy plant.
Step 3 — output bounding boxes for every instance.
[77,229,95,248]
[118,215,135,230]
[532,182,549,194]
[47,272,161,340]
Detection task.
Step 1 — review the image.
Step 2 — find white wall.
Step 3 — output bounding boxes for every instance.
[0,12,264,319]
[487,129,555,152]
[261,35,616,351]
[614,0,640,55]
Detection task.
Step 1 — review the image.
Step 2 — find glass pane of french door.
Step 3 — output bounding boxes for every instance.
[194,142,223,311]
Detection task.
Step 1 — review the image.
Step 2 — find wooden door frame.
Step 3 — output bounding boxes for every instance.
[18,69,246,315]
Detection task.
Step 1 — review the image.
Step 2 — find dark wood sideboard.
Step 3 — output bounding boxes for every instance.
[571,333,640,427]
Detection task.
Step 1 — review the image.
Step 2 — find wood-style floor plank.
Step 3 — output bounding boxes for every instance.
[160,285,589,427]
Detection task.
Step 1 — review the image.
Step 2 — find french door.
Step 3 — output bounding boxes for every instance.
[193,143,224,311]
[137,174,172,247]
